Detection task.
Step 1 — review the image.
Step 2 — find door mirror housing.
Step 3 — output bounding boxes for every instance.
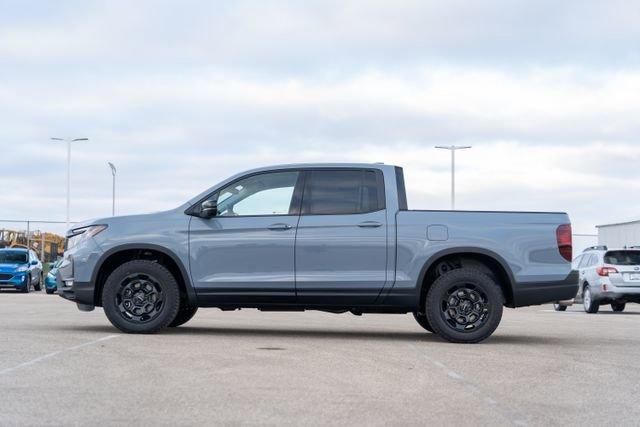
[30,260,38,266]
[200,200,218,218]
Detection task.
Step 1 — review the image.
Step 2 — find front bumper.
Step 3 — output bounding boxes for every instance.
[0,272,29,289]
[56,271,95,311]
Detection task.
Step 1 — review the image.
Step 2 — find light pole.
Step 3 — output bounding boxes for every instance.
[51,137,89,231]
[108,162,116,216]
[435,145,472,210]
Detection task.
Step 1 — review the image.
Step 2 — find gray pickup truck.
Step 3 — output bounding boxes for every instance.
[58,163,577,343]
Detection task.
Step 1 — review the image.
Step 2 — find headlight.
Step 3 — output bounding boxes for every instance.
[66,225,108,250]
[16,265,29,272]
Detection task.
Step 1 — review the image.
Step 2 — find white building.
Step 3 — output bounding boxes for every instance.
[597,220,640,248]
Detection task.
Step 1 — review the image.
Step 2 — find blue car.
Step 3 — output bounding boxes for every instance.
[0,248,43,293]
[45,259,62,294]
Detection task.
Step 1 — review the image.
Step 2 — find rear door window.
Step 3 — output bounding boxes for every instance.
[604,251,640,266]
[302,169,385,215]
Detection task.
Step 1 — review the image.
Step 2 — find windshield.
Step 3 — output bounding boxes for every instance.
[0,250,28,264]
[604,251,640,266]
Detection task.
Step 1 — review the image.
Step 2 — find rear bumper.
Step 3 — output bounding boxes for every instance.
[513,270,579,307]
[594,282,640,303]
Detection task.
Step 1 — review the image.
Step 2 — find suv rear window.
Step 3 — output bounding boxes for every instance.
[302,169,384,215]
[604,251,640,266]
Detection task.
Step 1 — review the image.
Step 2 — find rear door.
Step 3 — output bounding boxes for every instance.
[583,254,599,287]
[294,169,387,305]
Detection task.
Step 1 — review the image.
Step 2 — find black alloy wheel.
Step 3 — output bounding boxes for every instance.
[425,267,504,344]
[116,273,165,323]
[441,285,490,332]
[102,260,180,334]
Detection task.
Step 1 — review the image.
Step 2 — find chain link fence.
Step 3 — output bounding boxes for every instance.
[0,219,77,263]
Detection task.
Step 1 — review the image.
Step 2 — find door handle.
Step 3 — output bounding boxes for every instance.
[267,223,292,231]
[357,221,383,228]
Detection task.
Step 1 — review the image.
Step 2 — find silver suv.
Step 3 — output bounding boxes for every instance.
[555,246,640,313]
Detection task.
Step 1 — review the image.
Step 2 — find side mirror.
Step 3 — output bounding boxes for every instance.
[200,200,218,218]
[30,260,38,266]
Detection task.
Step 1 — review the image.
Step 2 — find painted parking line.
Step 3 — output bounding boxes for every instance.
[0,335,119,376]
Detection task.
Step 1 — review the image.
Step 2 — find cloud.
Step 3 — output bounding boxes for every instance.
[1,0,639,71]
[1,0,639,246]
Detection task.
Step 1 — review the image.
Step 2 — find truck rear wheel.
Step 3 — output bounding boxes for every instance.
[102,260,180,334]
[412,312,434,333]
[425,268,504,344]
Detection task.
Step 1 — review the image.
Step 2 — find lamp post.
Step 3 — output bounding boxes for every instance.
[435,145,472,210]
[51,137,89,231]
[108,162,116,216]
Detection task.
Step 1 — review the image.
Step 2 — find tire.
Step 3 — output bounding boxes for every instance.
[425,267,504,344]
[412,312,434,333]
[553,303,568,312]
[46,288,55,295]
[102,260,180,334]
[583,286,599,314]
[611,302,626,312]
[21,275,31,293]
[169,305,198,327]
[33,274,42,291]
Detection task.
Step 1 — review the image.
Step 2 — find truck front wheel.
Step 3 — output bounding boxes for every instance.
[425,268,504,344]
[102,260,180,334]
[169,305,198,327]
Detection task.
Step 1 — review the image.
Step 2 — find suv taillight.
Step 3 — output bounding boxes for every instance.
[596,266,618,277]
[556,224,572,262]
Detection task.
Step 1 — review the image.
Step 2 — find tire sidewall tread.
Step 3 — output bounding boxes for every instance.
[168,305,198,327]
[412,311,434,333]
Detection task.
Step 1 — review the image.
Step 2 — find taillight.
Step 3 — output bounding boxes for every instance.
[556,224,572,262]
[596,267,618,277]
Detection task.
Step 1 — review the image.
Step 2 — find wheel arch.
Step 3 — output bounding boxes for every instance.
[416,247,516,310]
[91,244,197,307]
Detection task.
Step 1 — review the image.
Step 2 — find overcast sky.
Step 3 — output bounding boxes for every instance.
[1,0,639,240]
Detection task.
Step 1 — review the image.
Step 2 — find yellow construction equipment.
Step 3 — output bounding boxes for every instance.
[0,229,65,262]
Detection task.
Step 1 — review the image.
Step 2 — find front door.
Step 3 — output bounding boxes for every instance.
[189,170,303,304]
[295,169,388,305]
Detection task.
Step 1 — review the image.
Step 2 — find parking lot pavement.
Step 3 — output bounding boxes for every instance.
[1,292,639,426]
